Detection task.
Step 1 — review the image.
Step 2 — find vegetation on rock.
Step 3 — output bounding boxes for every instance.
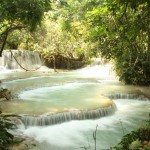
[0,88,11,100]
[0,112,22,150]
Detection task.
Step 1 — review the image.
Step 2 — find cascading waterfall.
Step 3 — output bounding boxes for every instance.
[0,57,6,71]
[19,98,150,150]
[0,50,42,70]
[21,103,116,127]
[1,60,150,150]
[105,93,149,100]
[20,93,149,128]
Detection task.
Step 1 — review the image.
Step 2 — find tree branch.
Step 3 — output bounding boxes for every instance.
[119,2,129,22]
[0,25,25,57]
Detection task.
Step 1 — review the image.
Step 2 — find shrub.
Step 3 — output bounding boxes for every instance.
[114,121,150,150]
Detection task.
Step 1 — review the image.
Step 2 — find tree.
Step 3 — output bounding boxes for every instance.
[49,0,99,58]
[118,0,150,60]
[84,0,150,85]
[0,0,51,56]
[18,0,93,69]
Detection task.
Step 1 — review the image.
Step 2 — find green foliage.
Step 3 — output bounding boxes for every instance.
[6,30,23,49]
[0,0,51,30]
[0,112,16,150]
[114,121,150,150]
[115,53,150,85]
[0,0,51,56]
[0,112,35,150]
[84,0,150,85]
[22,14,90,69]
[48,0,99,57]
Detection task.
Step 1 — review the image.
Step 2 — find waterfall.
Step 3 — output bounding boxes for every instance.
[0,50,42,70]
[21,103,116,127]
[0,57,6,71]
[105,93,149,100]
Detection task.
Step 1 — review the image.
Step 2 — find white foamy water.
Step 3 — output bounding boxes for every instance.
[18,99,150,150]
[78,63,117,79]
[1,61,149,149]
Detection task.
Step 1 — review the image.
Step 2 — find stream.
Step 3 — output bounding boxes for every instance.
[0,63,150,150]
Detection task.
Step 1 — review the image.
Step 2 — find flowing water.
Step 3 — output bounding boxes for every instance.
[1,50,42,70]
[1,69,150,150]
[0,52,150,150]
[18,99,150,150]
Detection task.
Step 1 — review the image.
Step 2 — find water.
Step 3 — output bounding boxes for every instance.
[1,72,141,115]
[0,58,150,150]
[21,104,116,127]
[1,50,42,70]
[17,99,150,150]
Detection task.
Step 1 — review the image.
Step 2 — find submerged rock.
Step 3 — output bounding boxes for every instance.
[0,88,11,100]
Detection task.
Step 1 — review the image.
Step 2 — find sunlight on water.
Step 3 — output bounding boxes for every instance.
[78,63,117,79]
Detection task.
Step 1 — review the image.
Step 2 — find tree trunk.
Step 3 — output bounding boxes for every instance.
[147,3,150,61]
[0,25,24,57]
[148,29,150,60]
[0,32,8,57]
[53,56,57,72]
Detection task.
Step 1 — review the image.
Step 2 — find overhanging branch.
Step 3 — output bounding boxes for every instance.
[0,25,25,57]
[119,2,129,22]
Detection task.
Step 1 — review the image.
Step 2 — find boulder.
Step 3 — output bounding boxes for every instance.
[0,88,11,100]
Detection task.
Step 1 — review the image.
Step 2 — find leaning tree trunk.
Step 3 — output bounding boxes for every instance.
[0,32,8,57]
[0,25,24,57]
[148,29,150,61]
[147,3,150,61]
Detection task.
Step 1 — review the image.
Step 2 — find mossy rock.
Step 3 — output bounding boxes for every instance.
[0,88,11,100]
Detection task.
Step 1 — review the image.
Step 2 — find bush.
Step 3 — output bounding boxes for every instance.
[114,121,150,150]
[115,53,150,86]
